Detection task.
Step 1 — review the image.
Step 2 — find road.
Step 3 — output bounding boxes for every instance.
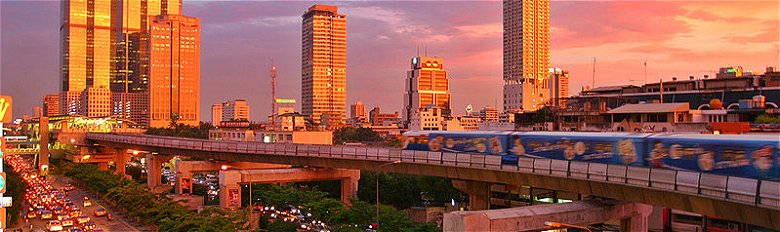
[19,175,142,232]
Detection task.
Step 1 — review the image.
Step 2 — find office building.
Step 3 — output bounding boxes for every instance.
[148,14,200,127]
[33,106,43,118]
[716,66,744,79]
[78,87,112,117]
[212,103,223,124]
[403,56,451,128]
[549,68,569,108]
[222,99,250,122]
[43,94,60,116]
[480,106,499,122]
[369,107,401,127]
[112,92,149,125]
[112,0,182,93]
[409,105,445,131]
[350,101,368,122]
[503,0,551,112]
[301,5,347,125]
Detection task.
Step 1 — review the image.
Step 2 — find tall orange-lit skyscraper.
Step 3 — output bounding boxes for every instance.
[301,5,347,126]
[403,56,451,128]
[503,0,551,112]
[60,0,114,116]
[148,14,200,127]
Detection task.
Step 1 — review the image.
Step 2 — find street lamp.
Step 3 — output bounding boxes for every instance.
[544,221,592,232]
[375,160,401,230]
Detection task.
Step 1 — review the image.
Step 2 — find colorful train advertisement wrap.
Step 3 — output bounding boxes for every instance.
[511,133,647,166]
[648,135,780,181]
[402,131,780,181]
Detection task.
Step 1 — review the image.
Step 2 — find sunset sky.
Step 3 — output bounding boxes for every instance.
[1,1,778,121]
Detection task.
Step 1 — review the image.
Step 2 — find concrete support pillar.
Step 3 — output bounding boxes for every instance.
[452,180,491,210]
[620,203,653,232]
[39,117,50,175]
[146,154,172,191]
[340,175,360,205]
[175,168,193,195]
[219,170,242,209]
[113,148,127,177]
[98,162,109,171]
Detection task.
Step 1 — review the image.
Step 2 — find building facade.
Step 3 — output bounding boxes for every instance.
[503,0,551,112]
[111,92,149,125]
[301,5,347,126]
[549,68,569,108]
[217,99,250,122]
[212,103,223,124]
[43,94,60,116]
[409,105,445,131]
[350,101,368,122]
[403,56,451,128]
[148,14,200,127]
[480,106,499,122]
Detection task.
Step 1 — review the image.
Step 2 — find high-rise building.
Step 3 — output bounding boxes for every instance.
[33,106,43,118]
[369,106,401,127]
[549,68,569,108]
[148,14,200,127]
[43,94,60,116]
[301,5,347,126]
[350,101,367,122]
[212,103,223,124]
[113,0,182,93]
[221,99,250,122]
[60,0,114,116]
[79,88,112,117]
[503,0,551,112]
[403,56,451,128]
[112,92,149,125]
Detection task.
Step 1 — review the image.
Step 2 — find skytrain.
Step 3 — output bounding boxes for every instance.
[402,131,780,180]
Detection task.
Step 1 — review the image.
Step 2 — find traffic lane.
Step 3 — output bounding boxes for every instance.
[49,176,139,232]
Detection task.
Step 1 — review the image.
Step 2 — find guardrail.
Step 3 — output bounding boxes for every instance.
[87,133,780,211]
[4,148,40,154]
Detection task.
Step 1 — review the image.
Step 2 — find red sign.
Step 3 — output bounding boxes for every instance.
[229,188,240,208]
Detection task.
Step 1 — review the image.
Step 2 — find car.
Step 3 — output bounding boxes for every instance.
[69,211,83,218]
[47,220,64,231]
[76,215,90,224]
[81,221,96,230]
[62,184,75,191]
[27,211,38,219]
[83,199,92,207]
[67,228,83,232]
[61,217,74,227]
[41,210,54,219]
[93,208,107,217]
[57,213,69,220]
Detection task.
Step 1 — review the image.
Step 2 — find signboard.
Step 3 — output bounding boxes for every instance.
[228,188,240,208]
[0,173,5,194]
[0,96,11,123]
[274,98,296,104]
[0,197,11,207]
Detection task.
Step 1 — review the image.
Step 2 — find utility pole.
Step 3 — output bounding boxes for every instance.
[270,60,277,131]
[592,57,596,88]
[644,61,648,85]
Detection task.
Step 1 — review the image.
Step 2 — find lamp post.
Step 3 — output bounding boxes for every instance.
[544,221,592,232]
[375,160,401,230]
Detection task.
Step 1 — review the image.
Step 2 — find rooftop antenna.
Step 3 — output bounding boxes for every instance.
[644,60,648,85]
[592,57,596,88]
[270,59,277,130]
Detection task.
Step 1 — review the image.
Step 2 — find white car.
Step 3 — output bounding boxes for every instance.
[47,220,64,231]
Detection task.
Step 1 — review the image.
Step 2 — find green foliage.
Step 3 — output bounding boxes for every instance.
[250,184,329,207]
[145,121,214,139]
[358,172,460,209]
[3,161,25,228]
[125,165,146,183]
[386,137,403,148]
[334,126,383,144]
[755,114,780,124]
[268,220,300,232]
[515,106,555,125]
[64,164,245,232]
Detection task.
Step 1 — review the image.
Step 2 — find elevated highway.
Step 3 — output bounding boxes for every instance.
[87,133,780,229]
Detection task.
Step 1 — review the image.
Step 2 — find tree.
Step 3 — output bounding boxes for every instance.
[755,114,780,124]
[268,220,299,232]
[334,126,383,144]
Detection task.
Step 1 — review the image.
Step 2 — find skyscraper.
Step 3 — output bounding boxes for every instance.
[503,0,551,112]
[403,56,451,128]
[60,0,114,116]
[113,0,182,93]
[212,103,223,124]
[148,14,200,127]
[301,5,347,126]
[42,94,60,116]
[221,99,250,122]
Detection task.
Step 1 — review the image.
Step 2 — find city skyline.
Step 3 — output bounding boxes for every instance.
[1,1,778,122]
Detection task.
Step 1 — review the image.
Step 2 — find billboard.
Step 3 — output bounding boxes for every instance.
[510,132,648,166]
[0,96,11,123]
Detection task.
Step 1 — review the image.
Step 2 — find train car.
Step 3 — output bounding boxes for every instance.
[647,133,780,180]
[507,132,650,166]
[402,131,514,164]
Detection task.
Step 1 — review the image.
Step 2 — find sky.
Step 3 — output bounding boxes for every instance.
[1,0,778,122]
